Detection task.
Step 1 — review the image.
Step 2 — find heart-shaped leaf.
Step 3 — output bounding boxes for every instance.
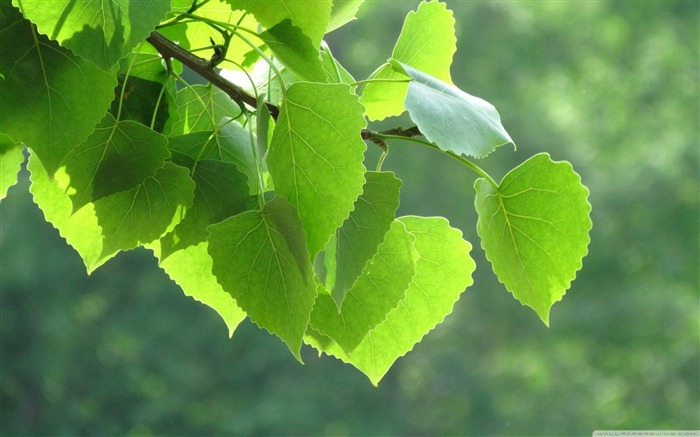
[474,153,592,325]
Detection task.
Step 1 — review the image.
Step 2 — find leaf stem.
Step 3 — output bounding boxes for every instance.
[369,131,500,189]
[352,78,411,86]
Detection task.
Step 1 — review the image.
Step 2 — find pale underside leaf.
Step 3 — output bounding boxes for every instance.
[394,61,514,158]
[360,0,456,121]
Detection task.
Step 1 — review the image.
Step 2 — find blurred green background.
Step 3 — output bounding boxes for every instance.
[2,1,698,435]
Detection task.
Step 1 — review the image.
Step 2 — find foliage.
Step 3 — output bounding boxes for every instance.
[0,0,592,383]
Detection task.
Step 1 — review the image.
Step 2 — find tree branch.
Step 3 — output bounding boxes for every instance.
[146,31,279,119]
[146,31,424,145]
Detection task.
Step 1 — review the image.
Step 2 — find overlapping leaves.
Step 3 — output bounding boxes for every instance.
[0,0,592,385]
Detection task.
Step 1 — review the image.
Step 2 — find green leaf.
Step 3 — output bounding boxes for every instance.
[207,196,316,360]
[0,134,24,200]
[159,158,250,258]
[153,241,247,337]
[183,0,264,68]
[306,216,475,385]
[316,171,401,309]
[29,153,195,273]
[227,0,332,49]
[0,4,117,175]
[310,219,416,353]
[167,123,260,195]
[267,82,367,259]
[327,0,364,32]
[474,153,592,325]
[13,0,171,69]
[361,0,456,120]
[258,20,327,83]
[60,114,170,211]
[109,76,172,133]
[167,85,242,136]
[394,61,514,158]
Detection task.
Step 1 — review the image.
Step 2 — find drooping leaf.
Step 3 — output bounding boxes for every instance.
[316,171,401,309]
[227,0,332,49]
[166,84,242,136]
[310,219,416,353]
[207,196,316,360]
[13,0,171,69]
[306,216,475,385]
[258,20,327,83]
[327,0,364,32]
[29,153,195,273]
[1,134,24,200]
[474,153,592,325]
[0,4,117,175]
[361,0,456,120]
[394,61,514,158]
[267,82,367,260]
[159,158,250,258]
[153,241,247,337]
[60,114,170,211]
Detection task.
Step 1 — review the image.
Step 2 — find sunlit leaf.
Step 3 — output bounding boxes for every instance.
[13,0,171,69]
[167,84,242,136]
[258,20,327,83]
[60,114,170,211]
[208,196,316,361]
[0,4,117,175]
[0,134,24,200]
[474,153,592,325]
[227,0,332,48]
[29,153,195,273]
[327,0,364,32]
[310,220,416,353]
[306,216,475,385]
[361,0,455,120]
[153,241,247,337]
[316,171,401,309]
[267,82,366,259]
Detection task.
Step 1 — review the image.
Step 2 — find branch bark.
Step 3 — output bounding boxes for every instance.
[146,31,279,119]
[146,31,424,144]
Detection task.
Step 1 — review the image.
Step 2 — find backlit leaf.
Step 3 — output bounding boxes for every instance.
[327,0,364,32]
[310,220,416,353]
[13,0,171,69]
[316,171,401,309]
[153,241,247,337]
[361,0,455,120]
[208,196,316,360]
[1,134,23,200]
[60,114,170,211]
[268,82,366,259]
[258,20,327,83]
[0,4,117,175]
[227,0,332,49]
[474,153,592,325]
[29,153,195,273]
[306,216,475,385]
[167,85,242,136]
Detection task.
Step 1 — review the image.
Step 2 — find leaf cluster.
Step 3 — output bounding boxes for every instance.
[0,0,592,384]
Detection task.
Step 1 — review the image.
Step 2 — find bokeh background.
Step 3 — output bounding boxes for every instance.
[2,1,698,435]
